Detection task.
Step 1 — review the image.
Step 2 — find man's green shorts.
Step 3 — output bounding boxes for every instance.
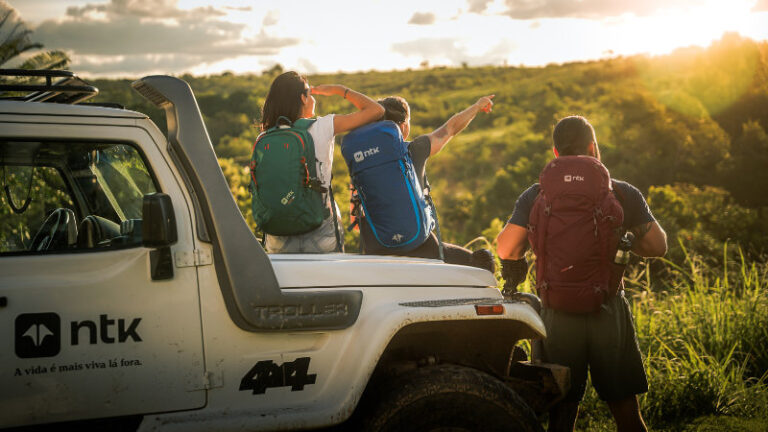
[541,291,648,402]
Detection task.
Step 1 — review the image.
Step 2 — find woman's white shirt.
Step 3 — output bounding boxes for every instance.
[307,114,335,190]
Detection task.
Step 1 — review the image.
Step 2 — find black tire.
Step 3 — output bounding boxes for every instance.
[361,364,542,432]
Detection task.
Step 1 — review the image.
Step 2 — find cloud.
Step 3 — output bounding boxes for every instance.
[30,0,299,75]
[391,37,515,66]
[298,58,319,75]
[500,0,703,19]
[468,0,494,13]
[224,6,252,12]
[408,12,436,25]
[753,0,768,11]
[66,0,224,19]
[67,0,225,18]
[75,54,210,75]
[262,10,279,26]
[35,18,296,56]
[392,38,462,60]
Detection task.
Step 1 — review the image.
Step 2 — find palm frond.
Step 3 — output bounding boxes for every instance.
[0,3,16,31]
[0,0,70,80]
[19,50,70,71]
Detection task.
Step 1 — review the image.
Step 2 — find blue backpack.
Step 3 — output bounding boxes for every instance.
[341,121,435,252]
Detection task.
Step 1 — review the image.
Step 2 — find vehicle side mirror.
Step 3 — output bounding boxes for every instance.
[142,192,177,248]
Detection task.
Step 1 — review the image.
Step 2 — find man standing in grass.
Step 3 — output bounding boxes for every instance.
[496,115,667,431]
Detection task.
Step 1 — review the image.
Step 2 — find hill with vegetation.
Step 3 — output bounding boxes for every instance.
[90,33,768,431]
[92,33,768,261]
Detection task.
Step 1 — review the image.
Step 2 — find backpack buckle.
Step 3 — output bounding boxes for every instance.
[307,178,327,193]
[347,187,364,232]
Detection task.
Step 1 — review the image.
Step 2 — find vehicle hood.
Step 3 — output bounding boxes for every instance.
[270,254,496,289]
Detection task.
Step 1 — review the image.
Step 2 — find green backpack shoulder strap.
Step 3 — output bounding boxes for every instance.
[293,118,316,132]
[265,116,315,132]
[292,118,319,175]
[291,119,317,140]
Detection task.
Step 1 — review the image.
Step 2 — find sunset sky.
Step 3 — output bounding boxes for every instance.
[8,0,768,77]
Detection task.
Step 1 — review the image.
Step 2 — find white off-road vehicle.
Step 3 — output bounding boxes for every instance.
[0,70,567,431]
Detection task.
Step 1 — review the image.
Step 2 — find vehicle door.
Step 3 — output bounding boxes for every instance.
[0,121,206,427]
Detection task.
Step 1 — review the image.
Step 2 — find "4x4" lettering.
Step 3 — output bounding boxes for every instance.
[239,357,317,394]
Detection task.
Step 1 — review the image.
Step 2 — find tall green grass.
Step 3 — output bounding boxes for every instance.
[576,245,768,429]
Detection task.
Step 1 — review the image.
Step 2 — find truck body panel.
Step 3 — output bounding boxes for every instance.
[0,117,207,428]
[144,256,543,431]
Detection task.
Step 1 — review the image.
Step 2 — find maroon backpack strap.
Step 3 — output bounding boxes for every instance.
[610,180,629,237]
[528,191,551,299]
[536,197,551,296]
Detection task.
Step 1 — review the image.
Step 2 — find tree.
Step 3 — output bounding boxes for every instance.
[647,184,766,262]
[726,120,768,207]
[0,1,69,78]
[262,64,284,78]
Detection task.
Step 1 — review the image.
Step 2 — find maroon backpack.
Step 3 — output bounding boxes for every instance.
[528,156,624,313]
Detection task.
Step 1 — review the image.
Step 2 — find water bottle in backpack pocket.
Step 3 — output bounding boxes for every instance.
[341,121,434,253]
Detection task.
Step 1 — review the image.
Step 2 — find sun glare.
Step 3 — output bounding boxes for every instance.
[632,2,762,118]
[620,1,755,57]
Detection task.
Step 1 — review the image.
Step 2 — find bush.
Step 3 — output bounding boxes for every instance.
[576,246,768,429]
[647,184,767,263]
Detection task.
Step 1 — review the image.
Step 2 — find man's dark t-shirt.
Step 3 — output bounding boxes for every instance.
[408,134,431,189]
[507,180,655,230]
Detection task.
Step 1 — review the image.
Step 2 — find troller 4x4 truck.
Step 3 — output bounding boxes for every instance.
[0,72,567,431]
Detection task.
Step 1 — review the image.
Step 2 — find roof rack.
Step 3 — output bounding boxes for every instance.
[0,69,99,104]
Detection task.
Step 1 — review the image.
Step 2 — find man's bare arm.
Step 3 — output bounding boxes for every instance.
[426,95,494,156]
[496,222,528,260]
[630,221,667,257]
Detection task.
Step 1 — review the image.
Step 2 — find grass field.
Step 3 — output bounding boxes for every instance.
[524,245,768,430]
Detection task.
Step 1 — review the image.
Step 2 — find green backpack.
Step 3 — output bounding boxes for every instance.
[249,117,329,236]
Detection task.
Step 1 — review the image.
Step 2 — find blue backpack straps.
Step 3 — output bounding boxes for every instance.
[422,176,445,261]
[341,121,435,252]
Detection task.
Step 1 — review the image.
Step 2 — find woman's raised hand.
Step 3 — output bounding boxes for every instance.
[310,85,342,97]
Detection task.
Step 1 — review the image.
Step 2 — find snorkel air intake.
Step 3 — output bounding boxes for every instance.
[132,75,361,331]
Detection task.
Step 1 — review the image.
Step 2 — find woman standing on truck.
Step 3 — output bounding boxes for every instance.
[258,71,384,253]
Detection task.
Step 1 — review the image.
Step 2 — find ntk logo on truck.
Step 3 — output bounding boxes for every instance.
[15,313,142,359]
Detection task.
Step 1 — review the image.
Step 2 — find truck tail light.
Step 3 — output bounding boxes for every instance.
[475,304,504,315]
